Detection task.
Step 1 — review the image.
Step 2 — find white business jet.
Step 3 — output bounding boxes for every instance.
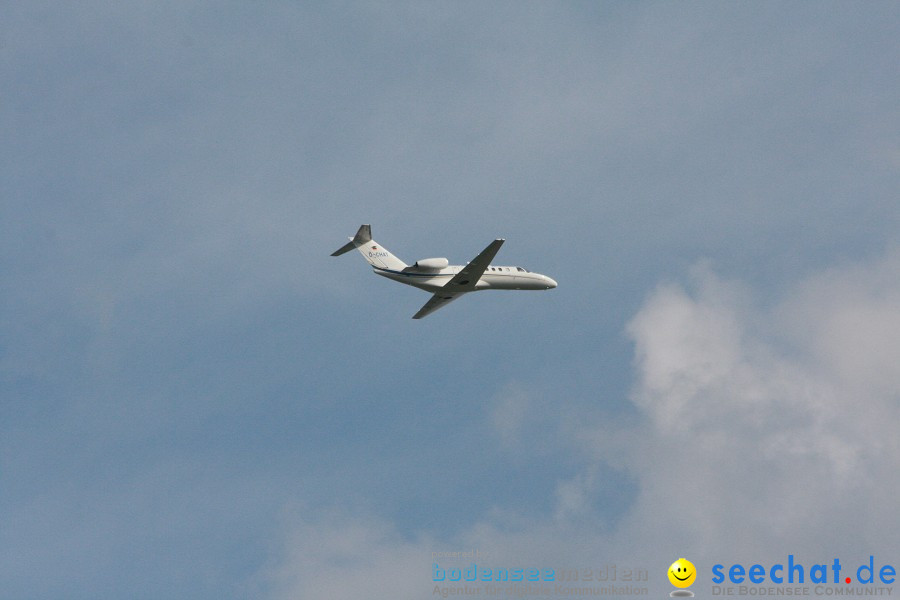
[331,224,557,319]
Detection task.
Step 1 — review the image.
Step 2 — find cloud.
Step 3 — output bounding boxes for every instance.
[619,252,900,555]
[264,509,435,600]
[267,249,900,597]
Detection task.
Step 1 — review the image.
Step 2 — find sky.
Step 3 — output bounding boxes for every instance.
[2,2,900,599]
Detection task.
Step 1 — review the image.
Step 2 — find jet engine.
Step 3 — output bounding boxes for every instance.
[413,257,449,270]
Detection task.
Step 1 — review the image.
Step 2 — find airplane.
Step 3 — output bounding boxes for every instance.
[331,224,557,319]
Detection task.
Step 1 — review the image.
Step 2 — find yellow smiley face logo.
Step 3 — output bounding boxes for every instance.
[668,558,696,588]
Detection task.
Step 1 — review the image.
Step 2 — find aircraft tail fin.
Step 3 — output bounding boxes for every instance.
[331,224,407,271]
[331,224,372,256]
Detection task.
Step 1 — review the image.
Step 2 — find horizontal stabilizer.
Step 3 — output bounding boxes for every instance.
[330,224,407,270]
[330,240,356,256]
[330,224,372,256]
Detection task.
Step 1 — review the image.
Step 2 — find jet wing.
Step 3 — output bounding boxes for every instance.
[412,292,464,319]
[444,238,504,291]
[411,239,504,319]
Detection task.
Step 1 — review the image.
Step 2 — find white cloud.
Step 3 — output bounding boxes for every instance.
[619,252,900,555]
[264,510,434,600]
[266,249,900,597]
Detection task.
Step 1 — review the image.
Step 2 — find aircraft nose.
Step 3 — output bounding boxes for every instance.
[545,276,558,289]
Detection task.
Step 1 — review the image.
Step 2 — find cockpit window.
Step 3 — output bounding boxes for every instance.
[517,267,527,272]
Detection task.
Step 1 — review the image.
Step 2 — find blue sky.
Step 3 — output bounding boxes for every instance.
[3,3,900,599]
